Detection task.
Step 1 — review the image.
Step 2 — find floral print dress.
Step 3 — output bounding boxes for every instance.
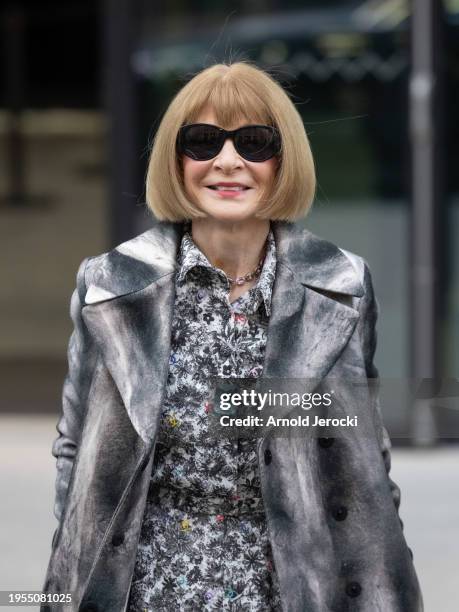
[127,225,282,612]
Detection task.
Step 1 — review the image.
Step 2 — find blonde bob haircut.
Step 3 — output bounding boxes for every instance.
[146,61,316,222]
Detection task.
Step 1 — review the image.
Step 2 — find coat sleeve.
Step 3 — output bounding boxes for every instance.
[51,257,99,523]
[357,262,406,529]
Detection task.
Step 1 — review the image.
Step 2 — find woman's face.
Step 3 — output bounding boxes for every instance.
[181,106,279,224]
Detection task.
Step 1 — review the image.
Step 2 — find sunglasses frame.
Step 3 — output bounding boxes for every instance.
[177,123,282,162]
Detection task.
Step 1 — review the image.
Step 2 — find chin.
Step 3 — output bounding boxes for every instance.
[197,197,260,223]
[201,207,259,224]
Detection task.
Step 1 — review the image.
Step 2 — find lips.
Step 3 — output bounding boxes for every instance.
[206,182,251,191]
[208,187,249,193]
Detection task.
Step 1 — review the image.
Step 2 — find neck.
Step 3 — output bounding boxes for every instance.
[190,218,270,280]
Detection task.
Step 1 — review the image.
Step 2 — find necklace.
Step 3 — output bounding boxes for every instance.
[227,254,265,286]
[185,223,268,287]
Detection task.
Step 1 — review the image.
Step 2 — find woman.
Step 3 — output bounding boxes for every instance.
[42,62,423,611]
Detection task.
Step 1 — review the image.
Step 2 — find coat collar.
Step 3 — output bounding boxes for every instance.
[82,221,363,447]
[84,220,363,304]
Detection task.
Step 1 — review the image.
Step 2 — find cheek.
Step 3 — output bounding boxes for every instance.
[182,158,194,189]
[256,159,278,185]
[182,158,207,191]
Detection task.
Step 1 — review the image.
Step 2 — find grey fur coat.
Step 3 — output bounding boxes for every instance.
[41,220,423,612]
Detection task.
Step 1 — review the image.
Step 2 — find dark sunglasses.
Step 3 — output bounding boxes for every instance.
[177,123,281,162]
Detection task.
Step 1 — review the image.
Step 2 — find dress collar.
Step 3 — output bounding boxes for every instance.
[177,226,276,316]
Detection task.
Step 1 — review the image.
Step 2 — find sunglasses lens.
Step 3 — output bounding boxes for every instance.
[236,126,279,162]
[180,125,221,160]
[178,124,281,162]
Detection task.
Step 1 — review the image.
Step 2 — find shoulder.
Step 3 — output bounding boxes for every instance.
[75,221,184,305]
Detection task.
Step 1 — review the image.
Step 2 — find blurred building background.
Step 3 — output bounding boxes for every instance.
[0,0,458,610]
[1,0,459,436]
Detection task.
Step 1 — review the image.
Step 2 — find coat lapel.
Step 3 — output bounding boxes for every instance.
[258,222,363,437]
[81,220,363,448]
[81,222,183,447]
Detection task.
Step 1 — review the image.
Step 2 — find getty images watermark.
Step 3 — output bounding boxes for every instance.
[205,377,459,439]
[218,387,357,428]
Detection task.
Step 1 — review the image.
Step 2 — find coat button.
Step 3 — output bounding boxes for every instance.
[318,437,334,448]
[264,449,272,465]
[112,533,124,547]
[81,603,98,612]
[345,581,362,598]
[408,547,414,560]
[332,505,348,521]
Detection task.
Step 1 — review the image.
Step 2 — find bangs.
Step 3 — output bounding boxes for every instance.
[184,72,274,128]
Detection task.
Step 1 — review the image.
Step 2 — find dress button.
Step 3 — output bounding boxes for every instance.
[204,589,214,602]
[112,533,124,547]
[345,581,362,598]
[180,518,191,531]
[176,575,188,587]
[318,437,334,448]
[332,505,348,521]
[264,449,272,465]
[234,313,247,324]
[224,588,238,600]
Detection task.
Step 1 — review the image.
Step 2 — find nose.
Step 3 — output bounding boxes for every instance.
[212,137,243,170]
